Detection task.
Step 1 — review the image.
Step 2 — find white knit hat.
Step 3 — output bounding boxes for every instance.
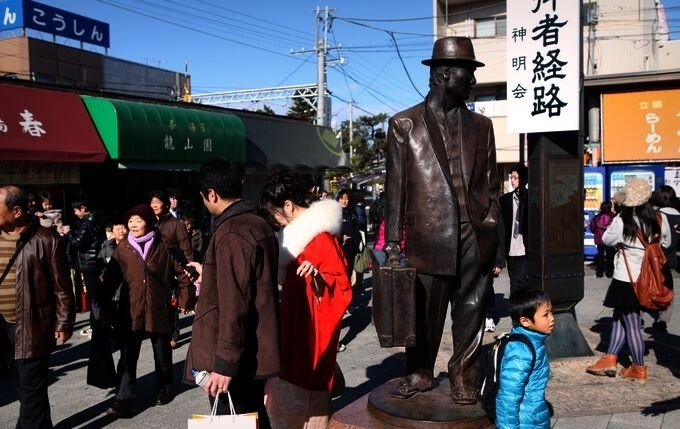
[622,178,652,207]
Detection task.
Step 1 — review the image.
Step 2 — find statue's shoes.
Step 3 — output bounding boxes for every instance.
[388,373,433,399]
[451,386,478,405]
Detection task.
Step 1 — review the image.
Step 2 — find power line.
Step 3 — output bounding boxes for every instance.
[107,0,306,51]
[96,0,305,60]
[388,32,424,98]
[276,55,313,87]
[329,25,354,103]
[197,0,315,39]
[331,93,378,117]
[152,0,311,46]
[334,16,433,37]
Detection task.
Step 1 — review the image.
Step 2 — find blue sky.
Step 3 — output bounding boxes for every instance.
[16,0,680,127]
[27,0,435,126]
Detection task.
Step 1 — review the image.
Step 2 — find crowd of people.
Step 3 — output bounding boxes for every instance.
[0,165,677,428]
[0,162,377,428]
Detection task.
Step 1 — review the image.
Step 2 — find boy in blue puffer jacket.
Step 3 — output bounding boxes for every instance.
[496,289,555,429]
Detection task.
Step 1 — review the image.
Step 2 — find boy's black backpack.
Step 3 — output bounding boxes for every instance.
[478,332,536,422]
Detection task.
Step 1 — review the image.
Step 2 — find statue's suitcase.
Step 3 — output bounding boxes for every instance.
[371,252,417,347]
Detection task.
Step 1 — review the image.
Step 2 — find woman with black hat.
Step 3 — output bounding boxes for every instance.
[101,204,191,418]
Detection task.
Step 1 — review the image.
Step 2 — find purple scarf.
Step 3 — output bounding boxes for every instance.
[127,230,155,260]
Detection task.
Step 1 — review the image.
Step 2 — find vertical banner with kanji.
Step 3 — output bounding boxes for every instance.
[507,0,580,133]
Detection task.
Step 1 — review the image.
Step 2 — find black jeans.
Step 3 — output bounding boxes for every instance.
[596,245,615,277]
[209,377,270,429]
[506,255,529,296]
[116,331,172,400]
[1,317,53,429]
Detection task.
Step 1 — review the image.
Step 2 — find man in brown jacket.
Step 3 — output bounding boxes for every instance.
[149,190,195,348]
[184,159,280,428]
[384,37,500,405]
[0,185,75,428]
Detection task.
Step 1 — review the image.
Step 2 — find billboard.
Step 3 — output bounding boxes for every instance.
[601,89,680,163]
[0,0,109,48]
[507,0,580,133]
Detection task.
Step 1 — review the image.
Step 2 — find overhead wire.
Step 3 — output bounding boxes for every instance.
[150,0,311,46]
[388,31,424,98]
[329,21,354,104]
[331,93,378,117]
[105,0,307,51]
[276,55,313,87]
[96,0,306,60]
[197,0,315,39]
[4,1,678,114]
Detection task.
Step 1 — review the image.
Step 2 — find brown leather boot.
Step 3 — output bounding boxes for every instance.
[619,364,647,383]
[586,354,618,377]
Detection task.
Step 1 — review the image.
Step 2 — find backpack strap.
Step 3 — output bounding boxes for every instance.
[619,246,635,285]
[636,212,663,247]
[508,333,536,370]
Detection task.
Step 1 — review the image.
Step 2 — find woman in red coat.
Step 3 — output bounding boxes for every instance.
[261,169,352,428]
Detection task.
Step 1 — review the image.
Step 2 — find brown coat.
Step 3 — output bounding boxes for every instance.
[110,234,183,333]
[184,201,280,381]
[385,100,500,274]
[12,222,75,359]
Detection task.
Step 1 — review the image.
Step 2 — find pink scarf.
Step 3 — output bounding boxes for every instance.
[127,231,155,260]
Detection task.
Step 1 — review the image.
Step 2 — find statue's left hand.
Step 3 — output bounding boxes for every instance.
[384,242,401,267]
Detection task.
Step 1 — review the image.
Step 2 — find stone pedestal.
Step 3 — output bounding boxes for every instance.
[329,378,493,428]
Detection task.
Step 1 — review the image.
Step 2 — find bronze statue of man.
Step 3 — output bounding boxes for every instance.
[384,36,500,405]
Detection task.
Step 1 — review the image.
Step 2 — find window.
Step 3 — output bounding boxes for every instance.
[475,16,507,38]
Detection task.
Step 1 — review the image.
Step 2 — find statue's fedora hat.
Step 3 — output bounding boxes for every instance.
[422,36,485,67]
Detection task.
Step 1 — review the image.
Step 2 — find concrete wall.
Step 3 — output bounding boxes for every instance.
[102,56,183,100]
[0,37,30,79]
[0,36,185,100]
[435,0,674,78]
[658,40,680,70]
[432,0,677,165]
[586,0,659,74]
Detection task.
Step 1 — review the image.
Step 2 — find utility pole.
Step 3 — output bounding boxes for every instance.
[316,6,327,127]
[291,6,341,127]
[348,100,354,162]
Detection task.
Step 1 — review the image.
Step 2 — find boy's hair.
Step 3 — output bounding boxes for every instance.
[508,288,551,324]
[70,195,90,210]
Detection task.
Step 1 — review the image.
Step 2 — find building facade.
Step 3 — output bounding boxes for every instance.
[432,0,680,188]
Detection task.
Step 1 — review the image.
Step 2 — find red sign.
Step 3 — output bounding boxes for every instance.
[0,84,106,162]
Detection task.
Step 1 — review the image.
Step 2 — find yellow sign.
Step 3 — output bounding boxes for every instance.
[601,89,680,163]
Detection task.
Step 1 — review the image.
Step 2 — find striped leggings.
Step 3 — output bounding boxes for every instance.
[606,308,645,365]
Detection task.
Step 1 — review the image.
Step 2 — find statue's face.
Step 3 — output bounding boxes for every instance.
[435,64,476,102]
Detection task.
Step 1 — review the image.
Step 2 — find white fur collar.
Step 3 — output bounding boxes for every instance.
[278,199,342,272]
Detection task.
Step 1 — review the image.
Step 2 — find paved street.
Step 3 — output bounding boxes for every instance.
[1,261,679,428]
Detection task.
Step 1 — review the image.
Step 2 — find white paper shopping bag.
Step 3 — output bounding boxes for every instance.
[188,392,258,429]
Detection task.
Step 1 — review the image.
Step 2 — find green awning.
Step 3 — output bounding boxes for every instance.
[81,96,245,164]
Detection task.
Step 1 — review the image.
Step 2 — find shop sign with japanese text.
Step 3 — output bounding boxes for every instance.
[0,83,106,162]
[602,89,680,163]
[507,0,579,133]
[0,0,109,48]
